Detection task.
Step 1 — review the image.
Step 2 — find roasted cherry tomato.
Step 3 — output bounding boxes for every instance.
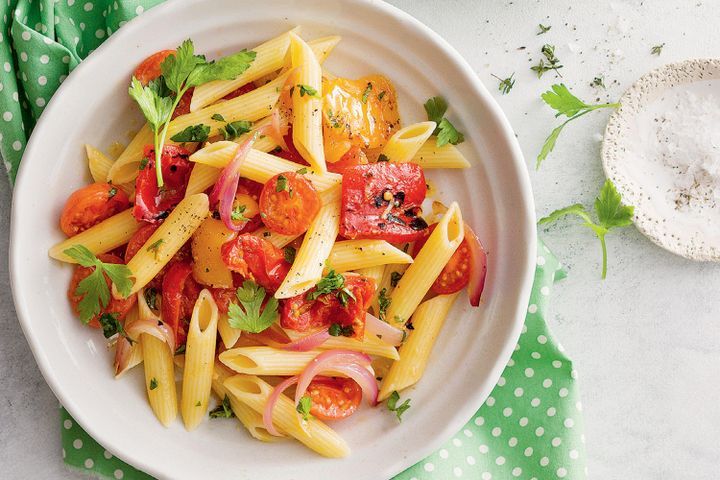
[280,274,374,339]
[322,75,400,163]
[162,262,201,346]
[124,223,159,262]
[220,234,291,292]
[133,50,174,85]
[68,253,137,328]
[60,182,130,237]
[172,87,194,119]
[413,223,473,294]
[133,145,193,223]
[259,172,321,236]
[340,162,428,243]
[272,128,309,165]
[209,287,237,314]
[327,146,368,175]
[223,82,257,100]
[306,376,362,421]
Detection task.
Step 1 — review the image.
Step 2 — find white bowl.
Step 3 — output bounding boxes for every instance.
[9,1,536,478]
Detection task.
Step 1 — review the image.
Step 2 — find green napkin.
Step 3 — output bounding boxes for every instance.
[2,1,587,478]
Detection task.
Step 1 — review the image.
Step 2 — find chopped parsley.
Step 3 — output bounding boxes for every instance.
[296,396,313,421]
[390,271,403,288]
[377,288,391,321]
[591,76,606,89]
[306,270,349,302]
[108,186,118,198]
[328,323,354,337]
[276,174,289,193]
[146,238,164,259]
[174,344,186,355]
[377,153,390,162]
[378,90,386,101]
[297,84,319,97]
[144,287,159,310]
[138,158,149,170]
[209,395,235,418]
[361,82,373,104]
[170,123,210,142]
[222,120,252,140]
[98,312,134,344]
[386,390,411,422]
[231,204,249,222]
[211,113,225,122]
[491,73,515,95]
[296,167,308,174]
[651,43,665,56]
[283,246,297,264]
[530,44,563,78]
[537,23,551,35]
[149,378,158,390]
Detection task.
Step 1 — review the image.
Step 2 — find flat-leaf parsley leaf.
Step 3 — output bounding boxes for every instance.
[227,281,279,333]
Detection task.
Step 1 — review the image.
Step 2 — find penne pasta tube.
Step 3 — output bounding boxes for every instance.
[411,139,471,169]
[142,333,177,427]
[378,293,459,400]
[385,202,464,324]
[284,330,400,360]
[326,240,413,273]
[274,185,341,298]
[371,263,409,316]
[224,374,350,457]
[289,32,325,172]
[211,361,283,442]
[85,144,114,183]
[121,194,209,297]
[250,227,300,249]
[181,290,219,431]
[380,121,436,163]
[108,74,288,185]
[190,145,341,192]
[49,209,140,263]
[217,312,242,350]
[219,347,322,376]
[185,163,221,197]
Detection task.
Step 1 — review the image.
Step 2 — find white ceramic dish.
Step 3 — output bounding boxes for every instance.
[602,59,720,261]
[9,0,535,478]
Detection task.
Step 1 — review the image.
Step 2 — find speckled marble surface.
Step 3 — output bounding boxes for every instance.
[2,1,720,479]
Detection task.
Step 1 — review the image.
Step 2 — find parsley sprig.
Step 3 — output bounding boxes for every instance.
[424,96,464,147]
[491,73,515,95]
[128,39,256,187]
[386,390,411,422]
[539,180,634,279]
[531,44,563,78]
[227,281,279,333]
[537,84,619,168]
[64,245,133,324]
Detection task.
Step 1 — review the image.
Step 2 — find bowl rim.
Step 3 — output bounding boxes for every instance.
[9,0,536,477]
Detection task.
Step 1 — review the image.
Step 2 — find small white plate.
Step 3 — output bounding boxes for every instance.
[9,0,536,478]
[602,58,720,260]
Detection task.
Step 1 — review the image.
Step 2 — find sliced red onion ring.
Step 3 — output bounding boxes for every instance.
[113,336,134,377]
[263,375,298,437]
[267,107,289,151]
[294,350,377,407]
[464,223,487,307]
[125,316,175,353]
[249,327,331,352]
[365,313,404,346]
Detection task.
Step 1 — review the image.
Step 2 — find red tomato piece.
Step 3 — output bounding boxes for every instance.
[340,162,428,243]
[171,87,194,119]
[133,50,174,85]
[413,223,472,294]
[306,376,362,421]
[124,223,159,262]
[280,274,375,339]
[133,145,193,223]
[236,177,264,201]
[259,172,321,236]
[60,183,130,237]
[223,82,257,100]
[67,254,137,328]
[326,146,368,175]
[220,234,291,292]
[273,127,309,165]
[162,262,201,347]
[210,287,237,314]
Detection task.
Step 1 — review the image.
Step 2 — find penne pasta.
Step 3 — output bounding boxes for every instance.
[274,185,341,298]
[326,240,413,273]
[142,333,177,427]
[108,74,288,185]
[217,312,242,350]
[181,290,219,431]
[385,202,464,324]
[211,361,283,442]
[284,330,400,360]
[185,163,222,197]
[48,209,140,263]
[190,144,340,192]
[121,194,209,297]
[85,144,114,183]
[371,263,409,316]
[224,375,350,457]
[411,138,471,169]
[289,32,325,172]
[380,121,436,163]
[219,346,322,376]
[250,227,300,249]
[378,293,459,400]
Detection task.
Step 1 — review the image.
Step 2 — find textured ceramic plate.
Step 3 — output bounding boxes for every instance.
[602,59,720,261]
[9,0,535,478]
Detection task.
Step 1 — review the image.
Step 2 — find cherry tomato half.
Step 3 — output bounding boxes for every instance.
[259,172,321,236]
[307,376,362,421]
[413,223,471,294]
[162,262,201,347]
[133,145,193,223]
[68,254,137,328]
[220,234,291,292]
[133,50,174,85]
[60,182,130,237]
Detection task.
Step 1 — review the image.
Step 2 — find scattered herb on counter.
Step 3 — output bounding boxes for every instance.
[491,73,516,95]
[530,44,563,78]
[537,83,620,167]
[537,23,551,35]
[539,179,634,279]
[591,76,606,89]
[651,43,665,56]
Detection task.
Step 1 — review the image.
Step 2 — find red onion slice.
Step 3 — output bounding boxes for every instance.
[464,223,487,307]
[365,313,404,346]
[126,290,176,352]
[248,327,331,352]
[267,106,289,151]
[263,375,298,437]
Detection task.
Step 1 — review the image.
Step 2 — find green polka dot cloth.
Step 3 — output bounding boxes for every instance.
[1,1,587,478]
